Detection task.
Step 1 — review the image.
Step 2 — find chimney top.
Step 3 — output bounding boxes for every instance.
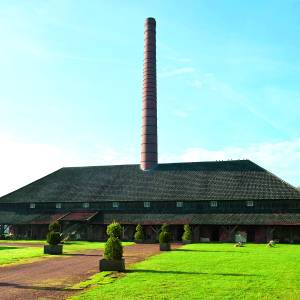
[145,17,156,24]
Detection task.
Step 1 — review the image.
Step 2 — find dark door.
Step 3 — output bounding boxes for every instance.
[247,228,255,242]
[211,228,220,241]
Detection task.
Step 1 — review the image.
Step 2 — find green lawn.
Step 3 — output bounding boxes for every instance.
[0,241,133,266]
[71,243,300,300]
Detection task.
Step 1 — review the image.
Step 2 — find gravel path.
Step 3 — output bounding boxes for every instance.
[0,243,181,300]
[0,242,45,248]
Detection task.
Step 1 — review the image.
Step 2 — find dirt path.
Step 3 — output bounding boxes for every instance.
[0,243,181,300]
[0,242,45,247]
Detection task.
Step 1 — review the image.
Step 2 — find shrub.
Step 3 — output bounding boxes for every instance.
[104,221,123,260]
[106,221,122,239]
[47,221,62,245]
[159,224,170,243]
[49,222,60,232]
[104,236,123,260]
[159,231,170,244]
[182,224,192,241]
[134,224,144,241]
[161,223,169,233]
[47,231,61,245]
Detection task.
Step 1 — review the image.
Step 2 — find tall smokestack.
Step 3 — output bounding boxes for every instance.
[141,17,158,171]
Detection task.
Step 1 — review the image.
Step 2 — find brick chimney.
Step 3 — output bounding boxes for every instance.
[141,17,158,171]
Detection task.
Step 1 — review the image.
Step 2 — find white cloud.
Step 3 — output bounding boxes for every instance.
[0,133,136,197]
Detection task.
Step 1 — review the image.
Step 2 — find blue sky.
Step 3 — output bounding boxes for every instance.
[0,0,300,195]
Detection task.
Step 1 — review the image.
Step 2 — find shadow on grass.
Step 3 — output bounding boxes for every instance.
[174,249,249,253]
[126,269,259,277]
[0,246,24,251]
[0,282,74,292]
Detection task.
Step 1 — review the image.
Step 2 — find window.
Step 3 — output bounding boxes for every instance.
[246,201,254,207]
[210,201,218,207]
[113,201,119,208]
[56,203,62,209]
[176,201,183,208]
[30,203,35,209]
[83,202,90,209]
[144,201,150,208]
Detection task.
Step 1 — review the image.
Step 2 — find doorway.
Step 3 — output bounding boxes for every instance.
[211,227,220,241]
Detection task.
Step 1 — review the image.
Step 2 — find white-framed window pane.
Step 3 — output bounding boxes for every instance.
[56,203,61,209]
[144,201,150,208]
[83,202,90,208]
[113,201,119,208]
[210,201,218,207]
[30,203,35,209]
[246,201,254,207]
[176,201,183,208]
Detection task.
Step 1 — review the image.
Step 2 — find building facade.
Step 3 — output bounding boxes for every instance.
[1,18,300,243]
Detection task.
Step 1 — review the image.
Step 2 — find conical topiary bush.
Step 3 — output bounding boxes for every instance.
[159,223,171,251]
[134,224,144,243]
[182,224,192,244]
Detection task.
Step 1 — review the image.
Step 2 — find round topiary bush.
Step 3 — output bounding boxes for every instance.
[46,221,62,245]
[104,221,123,261]
[182,224,192,241]
[49,221,60,232]
[134,224,144,241]
[106,221,122,239]
[47,231,62,245]
[104,236,123,260]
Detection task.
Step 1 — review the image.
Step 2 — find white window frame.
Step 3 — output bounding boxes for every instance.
[246,201,254,207]
[210,201,218,207]
[144,201,151,208]
[176,201,183,208]
[83,202,90,209]
[113,201,119,208]
[56,203,62,209]
[30,203,35,209]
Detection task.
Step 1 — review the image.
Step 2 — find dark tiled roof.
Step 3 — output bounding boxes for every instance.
[1,211,300,225]
[0,212,67,225]
[60,212,98,222]
[0,160,299,203]
[100,213,300,225]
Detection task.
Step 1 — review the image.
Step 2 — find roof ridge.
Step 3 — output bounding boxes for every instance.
[249,160,300,194]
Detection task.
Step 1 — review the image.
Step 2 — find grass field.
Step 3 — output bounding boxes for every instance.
[0,241,133,266]
[71,243,300,300]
